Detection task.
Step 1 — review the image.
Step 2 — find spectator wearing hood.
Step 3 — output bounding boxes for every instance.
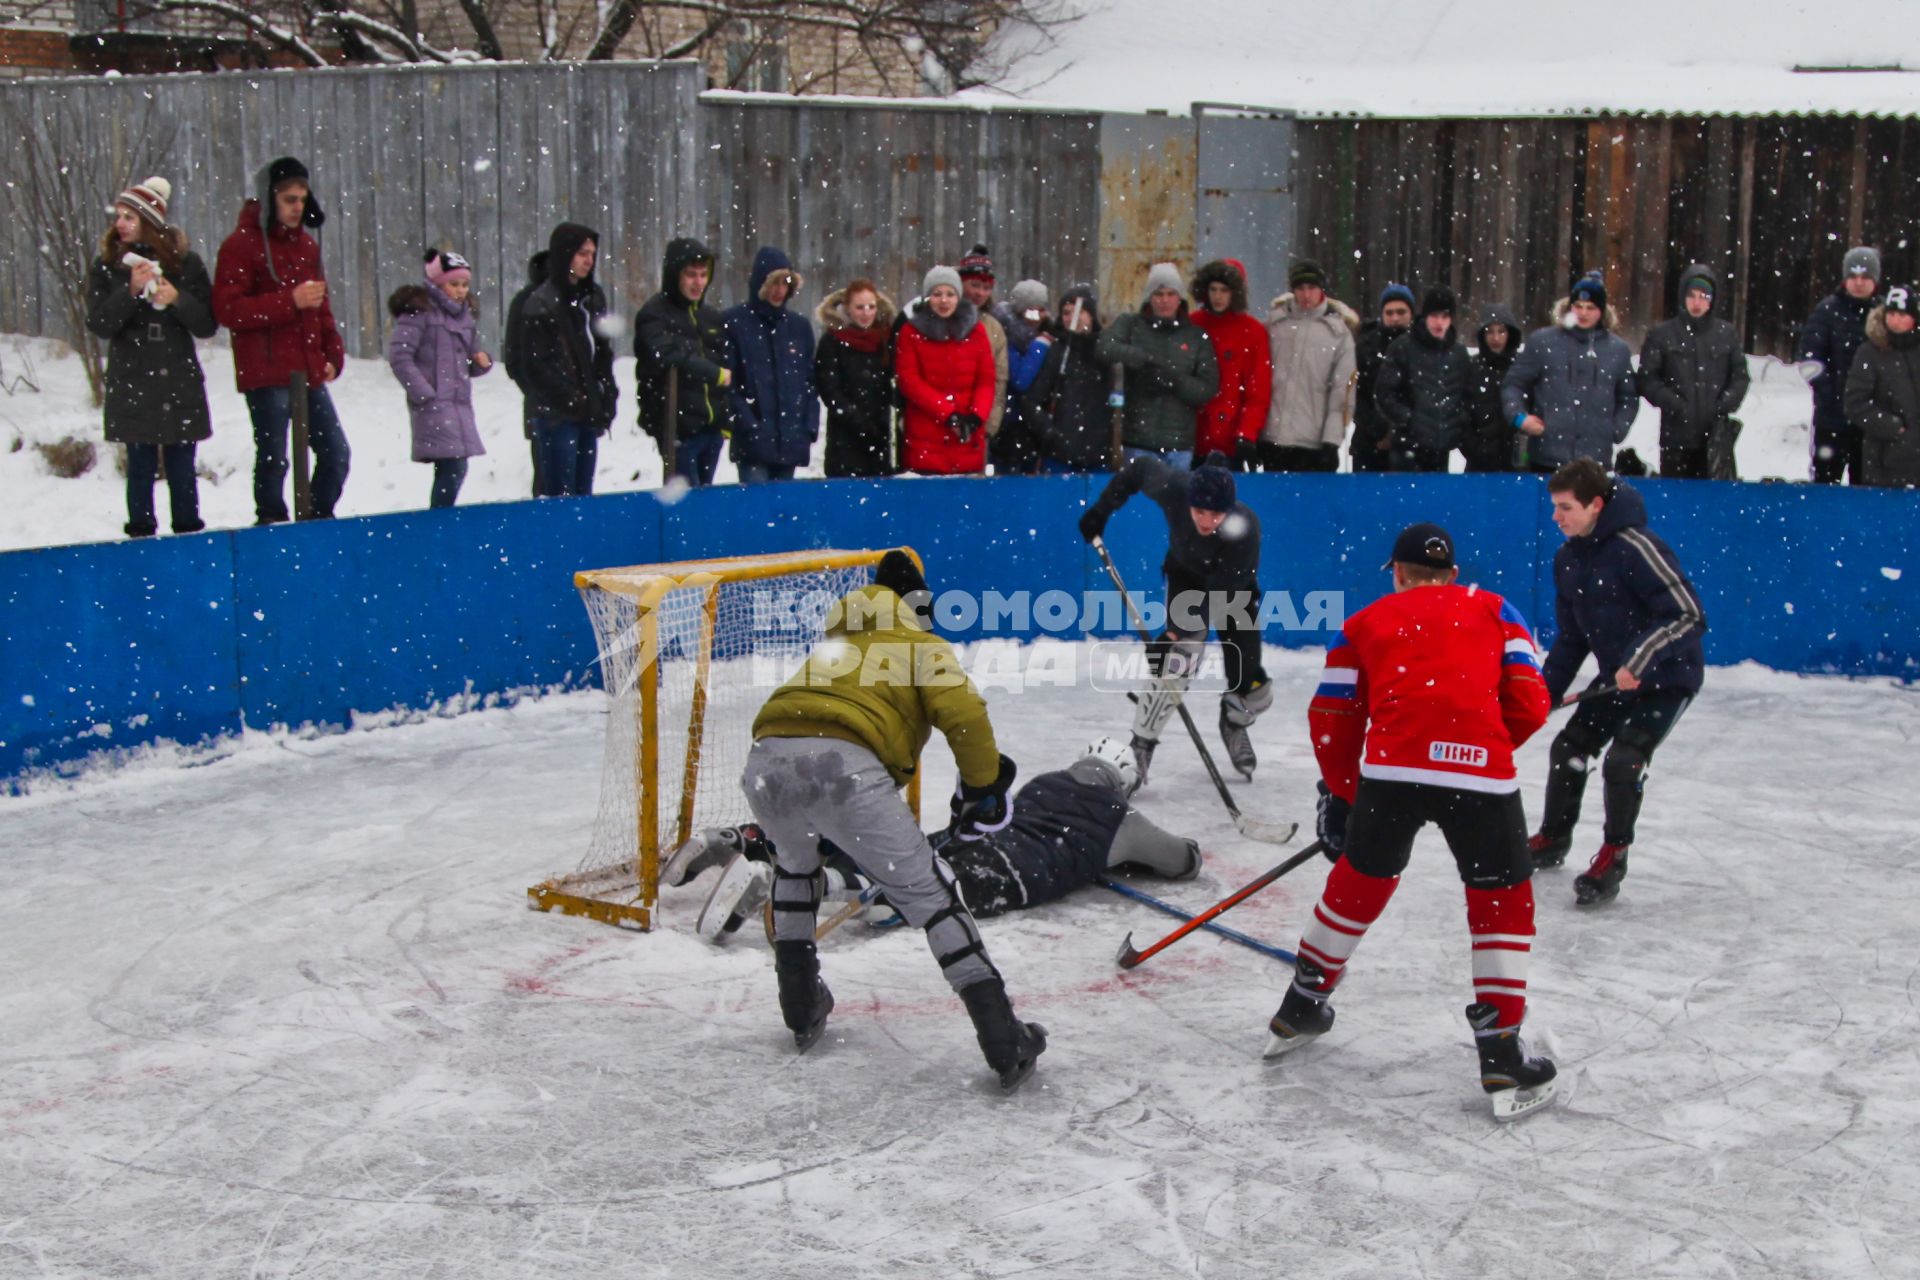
[1019,284,1109,472]
[1376,286,1473,472]
[503,249,549,496]
[814,278,899,478]
[989,278,1054,474]
[87,175,218,539]
[1464,304,1524,472]
[1844,283,1920,488]
[1190,258,1273,470]
[385,249,491,509]
[959,244,1011,441]
[1259,259,1358,473]
[518,222,618,497]
[636,237,736,487]
[213,156,350,523]
[1638,264,1750,480]
[1803,245,1882,484]
[896,265,997,474]
[1350,283,1415,472]
[723,246,817,484]
[1501,272,1639,471]
[1096,262,1219,466]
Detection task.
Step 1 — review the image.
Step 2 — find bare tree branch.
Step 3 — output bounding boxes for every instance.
[139,0,330,65]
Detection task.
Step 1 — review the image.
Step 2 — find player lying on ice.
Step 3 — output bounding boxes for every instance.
[1267,521,1561,1121]
[668,736,1202,938]
[1077,450,1272,789]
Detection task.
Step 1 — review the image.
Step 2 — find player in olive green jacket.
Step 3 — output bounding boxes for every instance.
[741,550,1046,1090]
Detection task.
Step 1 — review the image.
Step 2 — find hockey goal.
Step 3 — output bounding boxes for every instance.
[527,547,922,931]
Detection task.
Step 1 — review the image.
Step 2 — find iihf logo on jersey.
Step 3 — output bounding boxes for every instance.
[1429,741,1489,767]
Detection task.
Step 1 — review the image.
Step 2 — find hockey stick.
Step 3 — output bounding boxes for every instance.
[814,883,886,942]
[1098,877,1295,964]
[1115,841,1326,969]
[1559,682,1619,709]
[1091,536,1297,845]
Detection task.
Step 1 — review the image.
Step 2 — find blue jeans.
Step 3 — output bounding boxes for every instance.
[429,457,468,509]
[1125,446,1190,471]
[247,384,350,522]
[737,461,797,485]
[530,419,598,497]
[125,442,201,535]
[674,430,725,487]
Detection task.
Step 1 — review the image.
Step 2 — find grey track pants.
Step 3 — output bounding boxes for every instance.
[742,736,999,992]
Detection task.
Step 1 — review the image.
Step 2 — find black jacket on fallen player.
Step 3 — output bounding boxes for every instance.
[1080,453,1261,591]
[1542,483,1706,700]
[932,766,1127,917]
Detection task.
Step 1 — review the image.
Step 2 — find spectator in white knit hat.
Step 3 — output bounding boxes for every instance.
[85,176,218,539]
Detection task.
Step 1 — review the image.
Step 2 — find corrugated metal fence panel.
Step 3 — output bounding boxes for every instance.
[1096,112,1195,320]
[1194,111,1295,308]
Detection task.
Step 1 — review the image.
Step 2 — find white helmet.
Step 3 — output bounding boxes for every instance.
[1081,736,1139,793]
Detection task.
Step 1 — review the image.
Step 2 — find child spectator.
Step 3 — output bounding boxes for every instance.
[387,249,492,509]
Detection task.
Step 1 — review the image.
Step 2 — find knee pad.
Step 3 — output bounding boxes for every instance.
[1147,630,1206,680]
[1602,742,1650,790]
[771,863,824,920]
[1221,677,1273,727]
[921,859,997,982]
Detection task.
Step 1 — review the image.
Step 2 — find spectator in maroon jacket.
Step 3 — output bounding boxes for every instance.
[213,156,350,524]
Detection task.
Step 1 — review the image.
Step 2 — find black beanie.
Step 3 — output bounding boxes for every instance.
[1419,285,1456,318]
[1288,259,1327,289]
[1188,452,1236,512]
[1570,271,1608,311]
[875,549,928,598]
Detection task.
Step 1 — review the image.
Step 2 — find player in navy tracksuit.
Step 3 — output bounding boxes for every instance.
[1532,460,1707,905]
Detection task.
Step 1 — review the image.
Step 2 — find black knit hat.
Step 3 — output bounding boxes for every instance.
[1188,452,1236,512]
[1886,284,1918,317]
[1288,259,1327,289]
[1571,271,1608,311]
[1419,285,1456,318]
[874,549,931,627]
[957,244,995,280]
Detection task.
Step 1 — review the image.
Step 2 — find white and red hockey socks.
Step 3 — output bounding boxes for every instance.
[1294,858,1400,995]
[1465,882,1535,1029]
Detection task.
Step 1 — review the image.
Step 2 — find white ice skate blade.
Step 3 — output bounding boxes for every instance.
[1262,1029,1321,1060]
[695,855,764,942]
[1487,1078,1558,1122]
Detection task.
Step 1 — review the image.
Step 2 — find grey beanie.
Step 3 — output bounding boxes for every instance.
[1142,262,1185,304]
[923,264,962,296]
[1844,246,1881,281]
[1009,279,1049,313]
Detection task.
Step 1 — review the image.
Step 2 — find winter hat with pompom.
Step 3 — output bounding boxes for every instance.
[425,248,472,289]
[115,177,171,230]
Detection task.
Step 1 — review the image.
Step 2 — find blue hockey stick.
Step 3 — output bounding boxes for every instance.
[1098,877,1296,965]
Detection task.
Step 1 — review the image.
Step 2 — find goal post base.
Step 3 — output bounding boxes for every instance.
[527,879,654,932]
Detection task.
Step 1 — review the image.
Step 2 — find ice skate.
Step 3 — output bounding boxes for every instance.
[694,852,771,941]
[1467,1002,1558,1121]
[1219,702,1256,781]
[773,940,835,1053]
[665,823,769,887]
[1263,957,1336,1058]
[1527,831,1571,870]
[1128,734,1156,795]
[960,977,1048,1091]
[1574,843,1629,905]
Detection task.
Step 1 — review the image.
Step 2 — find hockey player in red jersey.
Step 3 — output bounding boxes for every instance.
[1266,522,1559,1120]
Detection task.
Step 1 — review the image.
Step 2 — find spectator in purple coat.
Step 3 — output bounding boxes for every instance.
[387,249,493,508]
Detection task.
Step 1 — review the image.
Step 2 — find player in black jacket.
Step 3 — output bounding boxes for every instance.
[1077,452,1270,788]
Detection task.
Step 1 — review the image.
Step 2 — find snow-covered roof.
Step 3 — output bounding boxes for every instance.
[970,0,1920,119]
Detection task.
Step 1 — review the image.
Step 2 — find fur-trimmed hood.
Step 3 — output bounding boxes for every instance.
[817,285,896,332]
[905,297,980,342]
[1550,295,1623,332]
[388,284,431,317]
[1192,259,1250,314]
[1862,303,1918,350]
[747,245,803,311]
[1268,291,1362,332]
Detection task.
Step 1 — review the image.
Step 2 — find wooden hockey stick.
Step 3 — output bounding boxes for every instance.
[1559,681,1619,709]
[1092,536,1297,845]
[1098,877,1295,964]
[1116,841,1326,969]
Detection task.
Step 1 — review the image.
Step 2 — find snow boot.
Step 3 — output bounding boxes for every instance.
[1128,734,1157,795]
[694,853,771,941]
[1264,956,1336,1058]
[1467,1002,1558,1121]
[959,977,1047,1091]
[1574,843,1629,905]
[1527,831,1572,869]
[773,940,834,1052]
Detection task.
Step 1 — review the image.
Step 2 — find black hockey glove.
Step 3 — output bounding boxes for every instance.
[1077,507,1107,543]
[950,754,1018,843]
[1315,780,1349,861]
[946,411,984,442]
[1234,436,1260,469]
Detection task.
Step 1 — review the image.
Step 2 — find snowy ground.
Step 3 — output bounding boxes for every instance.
[4,646,1917,1279]
[0,331,1823,554]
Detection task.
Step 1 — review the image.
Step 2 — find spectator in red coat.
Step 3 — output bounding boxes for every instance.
[1189,259,1272,470]
[213,157,350,524]
[896,265,997,474]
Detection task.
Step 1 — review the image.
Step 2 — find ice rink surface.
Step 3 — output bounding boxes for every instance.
[4,649,1919,1279]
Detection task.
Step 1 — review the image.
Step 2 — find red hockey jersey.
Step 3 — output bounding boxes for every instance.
[1310,583,1550,799]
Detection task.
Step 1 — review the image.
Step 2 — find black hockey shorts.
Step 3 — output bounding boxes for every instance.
[1159,567,1267,695]
[1344,779,1532,890]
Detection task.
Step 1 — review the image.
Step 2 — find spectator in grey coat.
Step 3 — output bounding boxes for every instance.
[1638,264,1749,480]
[1844,285,1920,488]
[1802,246,1881,484]
[1502,272,1639,472]
[1376,285,1472,472]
